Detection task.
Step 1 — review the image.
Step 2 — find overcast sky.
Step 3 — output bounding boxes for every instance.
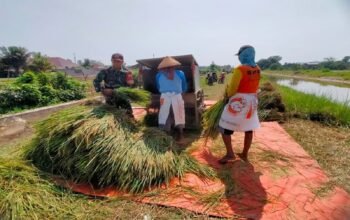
[1,0,349,66]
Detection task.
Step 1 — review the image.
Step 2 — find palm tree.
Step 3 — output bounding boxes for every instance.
[27,52,53,73]
[0,46,30,76]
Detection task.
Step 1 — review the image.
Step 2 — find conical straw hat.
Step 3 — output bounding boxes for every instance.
[158,56,181,69]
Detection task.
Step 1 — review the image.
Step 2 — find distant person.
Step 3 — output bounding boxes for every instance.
[206,73,214,86]
[156,56,187,143]
[218,72,226,84]
[93,53,134,114]
[212,72,218,82]
[218,45,261,163]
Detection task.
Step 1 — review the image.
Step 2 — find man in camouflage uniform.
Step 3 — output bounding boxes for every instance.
[93,53,134,114]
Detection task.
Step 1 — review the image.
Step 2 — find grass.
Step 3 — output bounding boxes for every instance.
[0,78,15,89]
[200,74,231,100]
[276,85,350,126]
[282,118,350,192]
[259,75,350,126]
[264,69,350,81]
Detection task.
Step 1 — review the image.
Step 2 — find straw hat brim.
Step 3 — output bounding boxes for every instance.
[158,56,181,69]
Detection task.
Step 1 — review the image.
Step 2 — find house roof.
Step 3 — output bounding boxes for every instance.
[48,57,78,69]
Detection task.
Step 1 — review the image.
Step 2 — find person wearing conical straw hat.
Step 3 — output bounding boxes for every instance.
[218,45,261,163]
[156,56,187,143]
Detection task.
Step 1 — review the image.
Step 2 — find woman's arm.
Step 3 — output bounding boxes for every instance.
[226,68,242,98]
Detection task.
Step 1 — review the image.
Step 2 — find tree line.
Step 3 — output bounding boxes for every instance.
[257,56,350,71]
[0,46,53,78]
[200,55,350,74]
[0,46,104,78]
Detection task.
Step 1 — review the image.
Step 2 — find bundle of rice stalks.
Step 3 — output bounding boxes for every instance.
[258,82,286,122]
[259,82,285,112]
[24,105,214,193]
[202,99,226,139]
[0,158,66,219]
[0,158,118,219]
[115,87,151,106]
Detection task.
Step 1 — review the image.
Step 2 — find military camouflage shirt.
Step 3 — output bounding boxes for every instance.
[93,67,128,92]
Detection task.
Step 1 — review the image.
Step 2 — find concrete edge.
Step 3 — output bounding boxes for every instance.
[0,96,103,122]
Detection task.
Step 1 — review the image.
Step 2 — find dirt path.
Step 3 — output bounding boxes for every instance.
[0,111,50,147]
[0,97,104,147]
[264,72,350,85]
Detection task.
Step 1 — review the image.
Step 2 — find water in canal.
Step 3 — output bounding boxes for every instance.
[268,76,350,105]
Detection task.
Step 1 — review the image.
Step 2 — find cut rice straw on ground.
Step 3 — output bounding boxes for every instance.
[0,157,131,220]
[24,105,215,193]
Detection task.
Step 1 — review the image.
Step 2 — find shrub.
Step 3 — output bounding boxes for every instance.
[0,86,22,112]
[51,72,69,89]
[15,72,37,84]
[37,72,50,86]
[0,71,86,114]
[39,85,58,105]
[18,84,41,106]
[57,90,78,102]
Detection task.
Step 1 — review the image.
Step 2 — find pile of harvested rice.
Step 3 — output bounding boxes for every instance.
[258,82,286,121]
[24,104,214,193]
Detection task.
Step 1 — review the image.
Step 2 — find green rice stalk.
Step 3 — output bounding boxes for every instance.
[0,158,121,220]
[202,99,226,139]
[115,87,150,106]
[202,82,287,138]
[24,105,214,193]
